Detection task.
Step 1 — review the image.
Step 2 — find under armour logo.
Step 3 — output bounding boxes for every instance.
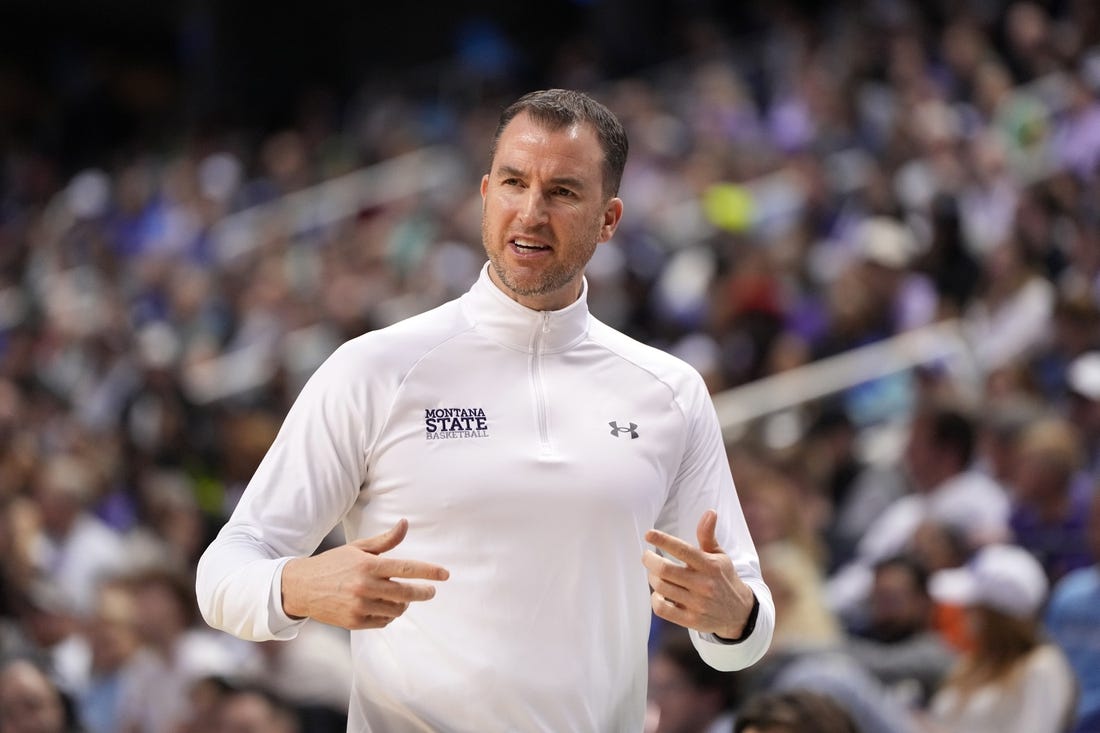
[609,421,639,439]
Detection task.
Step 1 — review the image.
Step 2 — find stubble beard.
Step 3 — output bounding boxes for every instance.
[482,220,598,302]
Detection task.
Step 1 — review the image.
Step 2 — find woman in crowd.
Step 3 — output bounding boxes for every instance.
[923,544,1076,733]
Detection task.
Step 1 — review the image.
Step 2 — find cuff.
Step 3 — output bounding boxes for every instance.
[268,557,309,638]
[706,593,759,645]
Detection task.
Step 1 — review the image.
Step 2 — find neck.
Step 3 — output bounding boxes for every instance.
[487,265,582,312]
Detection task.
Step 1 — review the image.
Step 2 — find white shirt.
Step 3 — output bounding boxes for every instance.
[117,630,246,733]
[857,469,1010,564]
[827,470,1009,616]
[930,645,1076,733]
[34,513,128,616]
[196,264,773,732]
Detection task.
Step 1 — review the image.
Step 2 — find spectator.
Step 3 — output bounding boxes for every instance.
[0,3,1098,731]
[115,570,249,733]
[846,556,956,706]
[1007,416,1094,582]
[914,193,981,318]
[1045,487,1100,733]
[29,455,127,616]
[975,396,1044,487]
[0,657,85,733]
[77,581,142,733]
[734,689,860,733]
[214,684,299,733]
[745,546,917,733]
[926,544,1076,733]
[965,240,1055,372]
[252,624,351,731]
[647,628,736,733]
[827,403,1009,619]
[850,217,937,336]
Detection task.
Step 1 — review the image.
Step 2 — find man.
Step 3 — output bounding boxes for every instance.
[733,690,859,733]
[647,629,736,733]
[1008,416,1093,582]
[1046,486,1100,733]
[845,556,955,706]
[197,89,772,731]
[214,685,299,733]
[826,402,1009,619]
[0,657,82,733]
[119,570,244,733]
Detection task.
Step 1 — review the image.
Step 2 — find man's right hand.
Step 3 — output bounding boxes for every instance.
[280,518,449,629]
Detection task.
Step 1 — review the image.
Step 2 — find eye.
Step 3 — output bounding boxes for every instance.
[501,177,521,186]
[553,187,575,198]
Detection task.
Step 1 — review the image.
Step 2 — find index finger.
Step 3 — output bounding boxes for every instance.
[645,529,708,569]
[373,556,450,581]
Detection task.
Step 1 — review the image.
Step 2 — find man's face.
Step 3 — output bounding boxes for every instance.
[480,111,623,311]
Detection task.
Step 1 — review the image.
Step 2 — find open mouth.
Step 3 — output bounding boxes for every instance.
[512,239,551,253]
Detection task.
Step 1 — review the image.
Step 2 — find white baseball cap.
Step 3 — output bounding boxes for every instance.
[856,217,918,270]
[1068,351,1100,401]
[929,544,1048,619]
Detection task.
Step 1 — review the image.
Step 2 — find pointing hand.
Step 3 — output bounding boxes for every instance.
[642,510,755,640]
[281,519,449,630]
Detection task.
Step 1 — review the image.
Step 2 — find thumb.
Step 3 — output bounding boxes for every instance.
[696,510,722,554]
[352,518,409,555]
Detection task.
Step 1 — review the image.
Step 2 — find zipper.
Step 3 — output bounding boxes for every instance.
[530,312,551,452]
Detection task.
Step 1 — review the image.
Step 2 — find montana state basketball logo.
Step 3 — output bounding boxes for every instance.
[424,408,489,440]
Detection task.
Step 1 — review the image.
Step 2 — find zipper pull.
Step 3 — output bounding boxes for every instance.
[542,313,551,334]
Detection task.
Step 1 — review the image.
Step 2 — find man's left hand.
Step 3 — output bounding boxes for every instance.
[643,510,756,640]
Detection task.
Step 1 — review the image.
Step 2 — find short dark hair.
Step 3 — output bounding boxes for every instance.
[914,402,976,469]
[873,554,930,597]
[488,89,629,198]
[655,629,736,709]
[734,690,860,733]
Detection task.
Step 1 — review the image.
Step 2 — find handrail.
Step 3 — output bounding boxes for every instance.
[711,319,983,441]
[210,146,466,263]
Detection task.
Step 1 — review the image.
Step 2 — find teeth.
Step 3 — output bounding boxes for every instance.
[513,239,547,250]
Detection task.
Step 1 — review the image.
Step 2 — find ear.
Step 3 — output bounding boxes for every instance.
[480,174,489,201]
[597,197,624,244]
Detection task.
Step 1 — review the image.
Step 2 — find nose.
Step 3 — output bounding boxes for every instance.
[517,188,549,226]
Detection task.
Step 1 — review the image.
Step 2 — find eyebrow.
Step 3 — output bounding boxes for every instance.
[496,165,587,191]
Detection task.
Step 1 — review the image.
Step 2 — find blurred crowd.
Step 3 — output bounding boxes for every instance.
[2,1,1100,732]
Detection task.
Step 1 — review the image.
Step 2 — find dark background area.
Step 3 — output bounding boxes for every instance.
[0,0,797,173]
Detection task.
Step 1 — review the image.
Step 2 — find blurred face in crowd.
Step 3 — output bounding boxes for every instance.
[0,660,66,733]
[647,653,724,733]
[132,579,189,647]
[868,563,931,642]
[88,585,140,674]
[217,691,296,733]
[480,111,623,311]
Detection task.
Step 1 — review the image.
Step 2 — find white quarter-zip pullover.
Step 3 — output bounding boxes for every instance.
[197,263,773,732]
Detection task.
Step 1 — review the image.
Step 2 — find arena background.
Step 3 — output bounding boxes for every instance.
[1,1,1099,732]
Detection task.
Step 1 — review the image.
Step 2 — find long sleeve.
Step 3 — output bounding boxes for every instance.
[196,343,372,640]
[655,375,774,671]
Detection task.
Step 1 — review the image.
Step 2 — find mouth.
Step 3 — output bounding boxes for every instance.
[510,237,552,254]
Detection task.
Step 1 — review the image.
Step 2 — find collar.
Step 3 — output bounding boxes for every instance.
[460,262,590,353]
